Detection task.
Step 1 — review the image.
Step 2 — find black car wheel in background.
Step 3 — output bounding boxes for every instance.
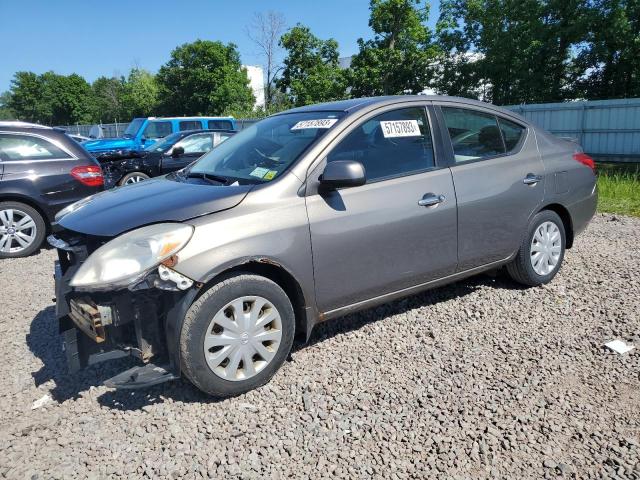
[0,123,104,258]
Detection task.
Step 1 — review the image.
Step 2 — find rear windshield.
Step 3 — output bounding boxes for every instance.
[188,111,344,184]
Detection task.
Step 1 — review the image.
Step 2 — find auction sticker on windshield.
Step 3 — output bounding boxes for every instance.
[250,167,270,178]
[380,120,421,138]
[291,119,338,130]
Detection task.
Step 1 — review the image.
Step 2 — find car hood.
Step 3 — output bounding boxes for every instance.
[97,150,148,163]
[83,137,136,152]
[58,176,253,237]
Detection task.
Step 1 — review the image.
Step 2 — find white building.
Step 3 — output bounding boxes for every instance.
[243,65,265,109]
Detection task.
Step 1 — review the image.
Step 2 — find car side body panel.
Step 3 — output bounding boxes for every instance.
[173,173,317,315]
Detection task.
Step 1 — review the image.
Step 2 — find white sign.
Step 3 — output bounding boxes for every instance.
[380,120,421,138]
[291,119,338,130]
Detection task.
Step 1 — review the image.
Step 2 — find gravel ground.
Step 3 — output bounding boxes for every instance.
[0,213,638,479]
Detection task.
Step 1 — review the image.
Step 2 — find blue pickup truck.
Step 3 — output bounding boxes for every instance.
[83,116,236,155]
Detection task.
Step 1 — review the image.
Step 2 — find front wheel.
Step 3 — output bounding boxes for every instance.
[507,210,566,286]
[180,273,295,397]
[119,172,150,186]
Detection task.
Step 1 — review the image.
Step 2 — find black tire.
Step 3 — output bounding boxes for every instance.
[507,210,566,286]
[0,201,46,259]
[180,273,295,397]
[119,172,150,186]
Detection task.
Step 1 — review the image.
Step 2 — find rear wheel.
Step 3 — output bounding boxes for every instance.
[180,273,295,397]
[119,172,150,186]
[507,210,566,286]
[0,201,46,258]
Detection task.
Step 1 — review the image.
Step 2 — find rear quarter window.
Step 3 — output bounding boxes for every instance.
[208,120,233,130]
[179,120,202,131]
[0,133,72,161]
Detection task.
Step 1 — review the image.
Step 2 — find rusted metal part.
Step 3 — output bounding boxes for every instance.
[257,257,280,266]
[69,298,108,343]
[161,254,179,268]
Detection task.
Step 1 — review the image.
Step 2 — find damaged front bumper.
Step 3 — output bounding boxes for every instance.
[53,235,199,389]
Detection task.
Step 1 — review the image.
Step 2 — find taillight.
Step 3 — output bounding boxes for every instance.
[71,165,104,186]
[573,152,596,172]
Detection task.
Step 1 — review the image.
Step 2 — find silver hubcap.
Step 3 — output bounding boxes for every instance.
[530,221,562,276]
[125,175,146,184]
[204,296,282,381]
[0,209,37,253]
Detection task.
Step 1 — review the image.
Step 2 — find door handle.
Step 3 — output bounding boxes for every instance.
[418,193,445,207]
[523,173,542,185]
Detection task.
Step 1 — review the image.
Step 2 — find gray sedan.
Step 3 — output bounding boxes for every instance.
[51,96,597,397]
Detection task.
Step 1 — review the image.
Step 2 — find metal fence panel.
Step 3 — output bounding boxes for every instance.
[506,98,640,161]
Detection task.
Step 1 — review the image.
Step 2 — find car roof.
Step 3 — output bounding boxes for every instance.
[0,121,52,129]
[143,116,235,121]
[277,95,528,123]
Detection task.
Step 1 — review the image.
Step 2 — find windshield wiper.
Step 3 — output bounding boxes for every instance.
[185,172,229,185]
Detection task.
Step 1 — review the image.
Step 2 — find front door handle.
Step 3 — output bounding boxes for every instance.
[523,173,542,185]
[418,193,445,207]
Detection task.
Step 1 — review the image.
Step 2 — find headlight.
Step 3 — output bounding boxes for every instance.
[70,223,194,290]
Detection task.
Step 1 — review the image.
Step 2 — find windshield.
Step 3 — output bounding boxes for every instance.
[188,111,344,184]
[123,118,145,138]
[144,131,183,152]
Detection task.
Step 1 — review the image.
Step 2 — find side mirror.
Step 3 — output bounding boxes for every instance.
[319,160,366,189]
[172,146,185,158]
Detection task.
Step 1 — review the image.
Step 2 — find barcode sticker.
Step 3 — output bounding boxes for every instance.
[380,120,421,138]
[291,119,338,130]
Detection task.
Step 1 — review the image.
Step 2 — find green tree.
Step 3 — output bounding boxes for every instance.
[0,92,14,120]
[156,40,254,115]
[277,25,347,106]
[41,72,94,125]
[92,75,125,123]
[436,0,589,104]
[349,0,440,96]
[121,68,159,118]
[572,0,640,99]
[7,71,45,123]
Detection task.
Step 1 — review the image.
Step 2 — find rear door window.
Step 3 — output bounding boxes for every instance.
[441,107,505,163]
[208,120,233,130]
[0,134,72,161]
[327,107,434,182]
[179,120,202,131]
[143,121,172,139]
[498,117,526,151]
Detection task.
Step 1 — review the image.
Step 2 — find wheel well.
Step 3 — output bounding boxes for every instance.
[540,203,574,248]
[202,261,308,339]
[0,195,51,231]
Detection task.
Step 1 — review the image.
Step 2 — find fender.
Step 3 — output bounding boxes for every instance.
[165,255,319,376]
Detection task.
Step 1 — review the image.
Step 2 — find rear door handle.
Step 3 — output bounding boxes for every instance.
[418,193,445,207]
[523,173,542,185]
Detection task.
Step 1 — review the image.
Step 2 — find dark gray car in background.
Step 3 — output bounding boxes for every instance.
[0,123,103,258]
[50,96,597,397]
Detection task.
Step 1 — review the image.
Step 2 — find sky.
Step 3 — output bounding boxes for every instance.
[0,0,440,92]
